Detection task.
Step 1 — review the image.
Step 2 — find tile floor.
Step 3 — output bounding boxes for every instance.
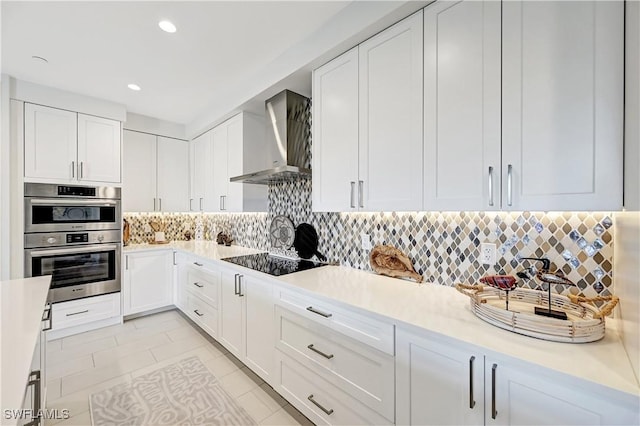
[45,309,313,426]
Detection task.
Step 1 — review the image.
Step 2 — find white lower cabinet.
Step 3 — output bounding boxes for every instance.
[123,251,173,315]
[396,327,640,426]
[52,292,121,330]
[218,269,244,356]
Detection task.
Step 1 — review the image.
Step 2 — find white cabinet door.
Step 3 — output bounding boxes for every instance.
[486,355,639,426]
[122,130,156,212]
[312,47,360,212]
[423,0,501,211]
[226,115,244,213]
[502,1,624,211]
[358,11,423,211]
[191,131,212,211]
[218,269,243,357]
[396,328,484,426]
[211,125,229,212]
[77,113,121,183]
[157,136,190,212]
[24,103,77,181]
[123,251,173,315]
[243,275,274,383]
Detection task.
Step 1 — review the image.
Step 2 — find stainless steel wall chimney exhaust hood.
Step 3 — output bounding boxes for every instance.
[230,90,311,185]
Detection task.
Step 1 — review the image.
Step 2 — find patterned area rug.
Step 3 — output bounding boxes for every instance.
[89,356,256,425]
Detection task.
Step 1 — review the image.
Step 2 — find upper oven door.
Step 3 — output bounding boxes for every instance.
[25,198,121,232]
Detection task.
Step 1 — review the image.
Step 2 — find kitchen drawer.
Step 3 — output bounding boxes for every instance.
[52,293,121,330]
[184,267,219,309]
[276,306,394,420]
[276,287,394,355]
[276,351,391,425]
[184,292,218,338]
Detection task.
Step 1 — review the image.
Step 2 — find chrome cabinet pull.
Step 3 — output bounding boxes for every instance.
[507,164,513,207]
[80,161,84,179]
[25,370,41,426]
[469,356,476,409]
[173,251,177,266]
[234,274,240,295]
[199,197,203,211]
[350,182,355,208]
[194,262,203,267]
[159,198,162,211]
[308,395,334,415]
[66,309,88,317]
[306,306,332,318]
[307,344,334,359]
[220,196,223,210]
[238,275,244,297]
[193,282,203,288]
[194,309,204,317]
[71,161,75,178]
[488,167,494,207]
[153,198,157,211]
[358,180,364,208]
[189,198,193,211]
[492,363,498,419]
[125,255,129,270]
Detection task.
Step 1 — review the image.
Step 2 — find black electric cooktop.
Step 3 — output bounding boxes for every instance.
[222,253,326,277]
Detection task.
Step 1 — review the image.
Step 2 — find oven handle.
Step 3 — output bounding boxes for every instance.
[29,244,119,257]
[29,198,118,206]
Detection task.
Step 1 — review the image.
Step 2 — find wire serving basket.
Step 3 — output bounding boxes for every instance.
[455,283,619,343]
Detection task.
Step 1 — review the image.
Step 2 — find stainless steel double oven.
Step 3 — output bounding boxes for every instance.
[24,183,122,303]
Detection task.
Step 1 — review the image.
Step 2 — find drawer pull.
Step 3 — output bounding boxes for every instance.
[491,363,498,419]
[306,306,332,318]
[469,356,476,409]
[194,309,204,317]
[307,344,334,359]
[66,309,88,317]
[308,394,334,415]
[234,274,240,295]
[193,282,204,288]
[194,262,203,267]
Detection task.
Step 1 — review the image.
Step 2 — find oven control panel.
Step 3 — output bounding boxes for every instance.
[24,230,121,248]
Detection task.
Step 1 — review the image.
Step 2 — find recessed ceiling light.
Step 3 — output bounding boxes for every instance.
[158,20,177,33]
[128,83,141,91]
[32,55,48,64]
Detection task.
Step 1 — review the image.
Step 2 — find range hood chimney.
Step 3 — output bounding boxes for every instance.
[230,90,311,185]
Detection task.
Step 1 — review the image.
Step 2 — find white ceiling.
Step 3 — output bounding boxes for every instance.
[1,1,351,125]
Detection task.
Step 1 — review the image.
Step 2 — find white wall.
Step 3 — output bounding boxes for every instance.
[124,112,186,140]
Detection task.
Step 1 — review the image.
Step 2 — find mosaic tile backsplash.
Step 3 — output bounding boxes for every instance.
[124,180,614,298]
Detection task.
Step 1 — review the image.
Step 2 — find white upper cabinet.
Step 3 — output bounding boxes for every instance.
[77,113,121,183]
[24,103,122,184]
[190,112,267,213]
[122,131,189,212]
[312,11,423,212]
[358,10,424,211]
[312,47,360,212]
[156,136,190,212]
[211,124,229,212]
[502,0,624,211]
[423,0,501,211]
[24,104,77,181]
[122,130,156,212]
[190,131,214,212]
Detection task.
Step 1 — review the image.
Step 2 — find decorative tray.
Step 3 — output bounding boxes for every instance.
[456,284,618,343]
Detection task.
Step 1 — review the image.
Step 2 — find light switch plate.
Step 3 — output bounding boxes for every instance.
[361,233,372,250]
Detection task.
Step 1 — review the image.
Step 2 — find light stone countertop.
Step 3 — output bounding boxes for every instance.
[124,242,640,401]
[0,275,51,424]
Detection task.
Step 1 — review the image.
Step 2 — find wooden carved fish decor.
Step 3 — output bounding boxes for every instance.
[369,245,423,283]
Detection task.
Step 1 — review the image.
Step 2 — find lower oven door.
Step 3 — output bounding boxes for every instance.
[25,244,121,303]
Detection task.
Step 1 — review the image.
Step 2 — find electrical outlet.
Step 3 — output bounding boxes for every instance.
[361,233,372,250]
[143,223,152,233]
[480,243,497,265]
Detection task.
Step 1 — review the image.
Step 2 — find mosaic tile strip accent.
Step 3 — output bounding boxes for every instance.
[124,181,615,300]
